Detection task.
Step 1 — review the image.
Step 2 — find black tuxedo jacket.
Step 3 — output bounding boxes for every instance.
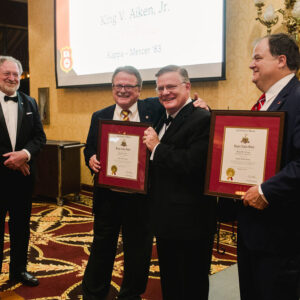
[84,98,164,210]
[238,76,300,254]
[0,91,46,177]
[149,102,217,240]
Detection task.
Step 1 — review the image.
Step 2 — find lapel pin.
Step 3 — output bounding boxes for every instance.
[277,101,281,105]
[145,115,149,119]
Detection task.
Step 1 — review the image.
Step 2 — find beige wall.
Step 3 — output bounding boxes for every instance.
[28,0,285,185]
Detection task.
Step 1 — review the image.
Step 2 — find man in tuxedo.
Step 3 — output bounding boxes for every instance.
[0,56,46,286]
[143,65,217,300]
[82,66,165,300]
[238,33,300,300]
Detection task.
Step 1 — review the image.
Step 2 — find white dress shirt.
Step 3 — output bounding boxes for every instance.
[0,91,30,160]
[0,91,18,151]
[113,102,140,122]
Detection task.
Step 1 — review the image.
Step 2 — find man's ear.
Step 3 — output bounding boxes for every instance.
[277,54,287,69]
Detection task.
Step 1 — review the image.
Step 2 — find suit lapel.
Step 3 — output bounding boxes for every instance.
[267,76,298,111]
[137,100,151,123]
[16,93,24,139]
[155,114,166,134]
[99,104,115,119]
[0,102,11,143]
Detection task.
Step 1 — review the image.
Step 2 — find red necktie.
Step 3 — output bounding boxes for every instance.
[251,93,266,111]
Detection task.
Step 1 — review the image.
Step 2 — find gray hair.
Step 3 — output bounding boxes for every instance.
[112,66,142,88]
[155,65,190,83]
[0,56,23,76]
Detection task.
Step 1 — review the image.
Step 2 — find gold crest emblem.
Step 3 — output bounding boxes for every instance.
[241,134,250,144]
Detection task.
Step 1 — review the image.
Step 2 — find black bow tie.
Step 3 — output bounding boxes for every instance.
[164,115,173,126]
[4,95,18,102]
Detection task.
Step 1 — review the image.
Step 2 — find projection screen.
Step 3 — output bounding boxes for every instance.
[55,0,226,88]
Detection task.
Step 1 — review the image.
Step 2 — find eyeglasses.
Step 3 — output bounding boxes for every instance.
[156,83,186,94]
[112,84,140,91]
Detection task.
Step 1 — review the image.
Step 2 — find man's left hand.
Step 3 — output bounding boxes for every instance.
[3,151,29,171]
[19,163,30,176]
[143,127,160,151]
[242,185,268,210]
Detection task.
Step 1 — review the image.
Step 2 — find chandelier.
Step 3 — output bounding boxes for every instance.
[254,0,300,42]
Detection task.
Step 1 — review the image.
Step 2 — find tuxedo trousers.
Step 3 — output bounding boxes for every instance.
[82,189,153,300]
[237,231,300,300]
[156,234,215,300]
[0,169,34,275]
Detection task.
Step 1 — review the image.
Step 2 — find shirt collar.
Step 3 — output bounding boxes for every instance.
[266,73,295,102]
[0,90,18,103]
[115,101,138,117]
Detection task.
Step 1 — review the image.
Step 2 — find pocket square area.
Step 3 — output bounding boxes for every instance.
[26,112,33,115]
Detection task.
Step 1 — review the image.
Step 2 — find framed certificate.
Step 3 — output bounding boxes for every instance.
[204,110,285,199]
[96,120,150,194]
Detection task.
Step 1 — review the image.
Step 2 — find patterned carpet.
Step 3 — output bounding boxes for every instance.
[0,193,237,300]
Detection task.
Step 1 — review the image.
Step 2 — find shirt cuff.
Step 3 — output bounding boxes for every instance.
[150,143,160,160]
[22,149,31,161]
[258,185,268,204]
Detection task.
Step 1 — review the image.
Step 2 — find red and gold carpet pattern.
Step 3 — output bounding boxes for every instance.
[0,194,237,300]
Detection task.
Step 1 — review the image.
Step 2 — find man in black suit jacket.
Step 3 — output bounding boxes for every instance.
[239,34,300,300]
[143,65,217,300]
[0,56,46,286]
[82,66,164,300]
